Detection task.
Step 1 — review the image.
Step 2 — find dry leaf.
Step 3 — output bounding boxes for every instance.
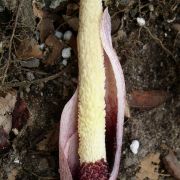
[38,18,55,43]
[163,151,180,179]
[33,2,55,43]
[63,15,79,31]
[66,3,79,16]
[0,91,17,132]
[37,14,64,42]
[33,1,64,43]
[136,153,160,180]
[0,91,29,152]
[45,34,63,65]
[32,1,47,19]
[16,38,43,59]
[0,91,17,151]
[128,90,169,109]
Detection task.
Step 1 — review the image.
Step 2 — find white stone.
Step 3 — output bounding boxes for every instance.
[137,17,146,26]
[55,30,63,39]
[14,157,20,164]
[12,128,19,135]
[62,47,71,58]
[62,59,68,66]
[63,30,72,41]
[26,72,35,81]
[130,140,140,154]
[39,43,45,51]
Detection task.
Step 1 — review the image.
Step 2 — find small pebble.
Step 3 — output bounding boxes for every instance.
[55,30,63,39]
[12,128,19,135]
[149,4,154,11]
[20,91,24,99]
[63,30,72,41]
[130,140,140,154]
[39,43,45,51]
[14,157,20,164]
[137,17,146,26]
[62,47,71,58]
[26,72,35,81]
[62,59,68,66]
[20,58,40,68]
[25,86,31,93]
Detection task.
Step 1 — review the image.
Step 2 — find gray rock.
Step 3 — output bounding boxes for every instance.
[55,30,63,39]
[20,59,40,68]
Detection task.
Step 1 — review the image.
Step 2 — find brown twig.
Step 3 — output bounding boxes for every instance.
[1,0,25,84]
[143,26,175,60]
[0,71,63,90]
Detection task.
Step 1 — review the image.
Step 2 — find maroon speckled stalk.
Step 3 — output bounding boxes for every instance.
[79,159,109,180]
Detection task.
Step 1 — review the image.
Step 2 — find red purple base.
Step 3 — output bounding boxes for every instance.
[79,159,109,180]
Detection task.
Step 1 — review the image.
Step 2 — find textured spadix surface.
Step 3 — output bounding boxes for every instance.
[59,9,125,180]
[78,0,106,164]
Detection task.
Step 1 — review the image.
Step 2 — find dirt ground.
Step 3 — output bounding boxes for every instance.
[0,0,179,179]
